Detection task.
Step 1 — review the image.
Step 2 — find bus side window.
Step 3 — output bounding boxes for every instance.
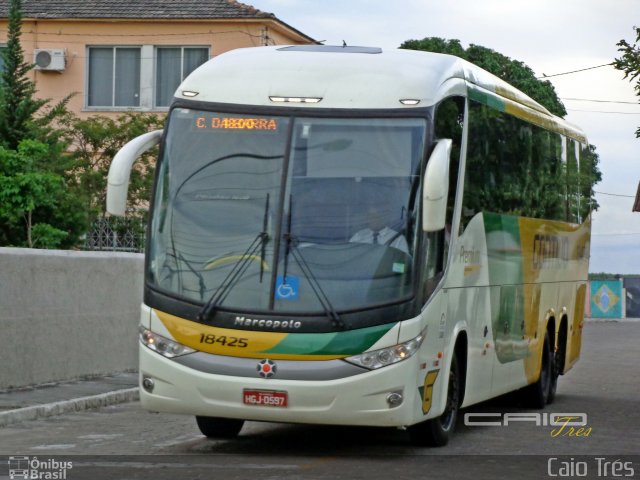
[565,138,580,223]
[578,143,597,221]
[423,96,464,296]
[463,100,571,226]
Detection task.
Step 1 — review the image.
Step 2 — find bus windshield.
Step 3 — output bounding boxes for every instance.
[148,108,426,316]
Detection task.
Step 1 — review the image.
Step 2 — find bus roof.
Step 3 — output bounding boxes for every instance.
[177,45,587,143]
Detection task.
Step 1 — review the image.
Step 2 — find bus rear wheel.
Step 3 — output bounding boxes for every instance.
[522,330,554,408]
[195,416,244,438]
[548,326,566,405]
[408,354,460,447]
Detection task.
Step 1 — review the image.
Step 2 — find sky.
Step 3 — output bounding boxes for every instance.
[248,0,640,274]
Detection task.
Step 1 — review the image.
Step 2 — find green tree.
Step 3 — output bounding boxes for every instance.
[0,0,41,149]
[0,140,67,248]
[614,26,640,138]
[64,113,164,223]
[0,0,73,149]
[400,37,566,116]
[579,144,602,215]
[0,0,84,248]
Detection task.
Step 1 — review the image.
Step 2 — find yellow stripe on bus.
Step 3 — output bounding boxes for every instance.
[155,310,347,360]
[517,217,590,382]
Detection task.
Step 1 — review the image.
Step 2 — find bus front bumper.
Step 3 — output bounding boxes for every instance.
[138,344,424,427]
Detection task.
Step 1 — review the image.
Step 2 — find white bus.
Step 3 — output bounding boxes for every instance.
[107,45,591,446]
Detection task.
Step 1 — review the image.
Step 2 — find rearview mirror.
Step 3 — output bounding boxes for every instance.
[107,130,163,216]
[422,139,452,232]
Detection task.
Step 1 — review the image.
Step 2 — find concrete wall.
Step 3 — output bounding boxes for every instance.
[0,248,144,390]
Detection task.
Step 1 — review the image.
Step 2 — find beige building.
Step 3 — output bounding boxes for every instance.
[0,0,314,117]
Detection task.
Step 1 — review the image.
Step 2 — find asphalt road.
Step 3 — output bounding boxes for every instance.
[1,321,639,479]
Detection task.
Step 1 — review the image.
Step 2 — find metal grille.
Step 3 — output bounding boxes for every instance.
[83,216,146,253]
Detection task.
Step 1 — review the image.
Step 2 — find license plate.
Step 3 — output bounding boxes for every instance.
[243,389,288,408]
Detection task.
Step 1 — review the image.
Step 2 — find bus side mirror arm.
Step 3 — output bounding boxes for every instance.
[107,130,163,216]
[422,139,452,232]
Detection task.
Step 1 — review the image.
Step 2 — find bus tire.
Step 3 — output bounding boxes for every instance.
[548,324,566,404]
[408,354,460,447]
[547,364,558,405]
[523,330,553,408]
[195,416,244,438]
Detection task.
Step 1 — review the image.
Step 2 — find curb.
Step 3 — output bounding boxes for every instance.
[0,388,139,428]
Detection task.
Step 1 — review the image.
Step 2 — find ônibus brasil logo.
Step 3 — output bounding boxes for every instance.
[7,456,73,479]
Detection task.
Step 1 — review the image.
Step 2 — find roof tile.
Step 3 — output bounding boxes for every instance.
[0,0,275,20]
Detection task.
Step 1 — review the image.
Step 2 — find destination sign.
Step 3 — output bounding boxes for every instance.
[195,116,278,131]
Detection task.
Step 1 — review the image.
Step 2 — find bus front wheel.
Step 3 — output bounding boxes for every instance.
[408,354,460,447]
[196,416,244,438]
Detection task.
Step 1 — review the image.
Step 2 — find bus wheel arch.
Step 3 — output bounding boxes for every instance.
[454,332,468,408]
[408,331,466,447]
[548,316,568,404]
[556,316,568,374]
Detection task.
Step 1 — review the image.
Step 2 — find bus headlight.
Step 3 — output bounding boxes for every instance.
[344,328,426,370]
[139,327,195,358]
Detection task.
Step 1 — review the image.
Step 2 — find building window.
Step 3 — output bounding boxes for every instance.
[86,45,209,110]
[88,46,141,107]
[155,47,209,107]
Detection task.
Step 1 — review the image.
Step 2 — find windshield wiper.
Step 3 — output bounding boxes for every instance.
[197,194,270,322]
[282,195,346,330]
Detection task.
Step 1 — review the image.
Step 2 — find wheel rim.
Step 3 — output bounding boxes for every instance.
[440,364,459,431]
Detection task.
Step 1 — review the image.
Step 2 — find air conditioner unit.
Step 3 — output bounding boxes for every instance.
[33,49,66,71]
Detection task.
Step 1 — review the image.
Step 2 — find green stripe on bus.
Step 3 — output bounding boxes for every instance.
[468,87,505,112]
[261,322,396,356]
[483,212,527,363]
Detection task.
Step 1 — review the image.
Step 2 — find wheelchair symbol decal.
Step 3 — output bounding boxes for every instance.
[275,275,299,300]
